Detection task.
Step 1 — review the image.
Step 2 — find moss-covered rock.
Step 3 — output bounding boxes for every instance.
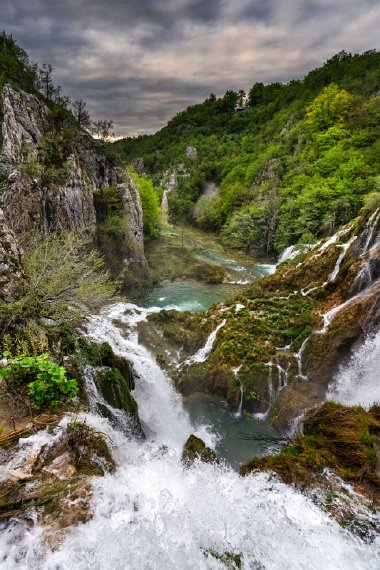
[241,402,380,502]
[182,434,219,465]
[204,550,242,569]
[94,367,138,418]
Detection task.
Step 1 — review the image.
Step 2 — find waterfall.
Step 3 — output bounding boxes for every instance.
[327,235,357,283]
[86,304,196,447]
[295,337,310,380]
[184,319,226,365]
[275,359,289,391]
[327,329,380,406]
[233,365,243,418]
[1,302,380,568]
[360,207,380,255]
[161,189,169,211]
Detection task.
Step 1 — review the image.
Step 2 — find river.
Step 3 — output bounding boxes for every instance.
[1,227,380,568]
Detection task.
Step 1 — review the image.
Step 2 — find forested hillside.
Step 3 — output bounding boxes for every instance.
[114,50,380,255]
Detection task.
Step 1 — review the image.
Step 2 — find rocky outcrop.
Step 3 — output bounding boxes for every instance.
[0,84,147,283]
[182,434,219,465]
[0,85,48,165]
[0,208,24,302]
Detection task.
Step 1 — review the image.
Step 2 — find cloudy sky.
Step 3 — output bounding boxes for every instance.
[2,0,380,137]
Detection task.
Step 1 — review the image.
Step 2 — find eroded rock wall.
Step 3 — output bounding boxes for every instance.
[0,84,147,284]
[0,207,24,302]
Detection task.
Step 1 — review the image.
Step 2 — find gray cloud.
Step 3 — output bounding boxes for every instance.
[1,0,379,136]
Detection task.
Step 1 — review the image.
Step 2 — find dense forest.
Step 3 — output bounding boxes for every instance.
[113,50,380,255]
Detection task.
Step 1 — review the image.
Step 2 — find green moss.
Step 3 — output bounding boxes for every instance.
[95,367,138,418]
[182,434,219,466]
[205,550,242,569]
[241,402,380,494]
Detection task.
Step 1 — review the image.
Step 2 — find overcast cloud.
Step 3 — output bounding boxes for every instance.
[1,0,379,136]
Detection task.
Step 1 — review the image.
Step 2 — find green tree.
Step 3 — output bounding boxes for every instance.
[23,233,116,320]
[130,171,160,238]
[305,84,353,131]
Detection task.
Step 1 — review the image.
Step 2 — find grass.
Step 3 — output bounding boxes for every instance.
[241,402,380,496]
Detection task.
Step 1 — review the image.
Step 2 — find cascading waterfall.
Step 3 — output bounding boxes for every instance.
[327,329,380,406]
[275,358,289,391]
[233,365,243,418]
[1,301,380,569]
[183,319,226,366]
[360,207,380,255]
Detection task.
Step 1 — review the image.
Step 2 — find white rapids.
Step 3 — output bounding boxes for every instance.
[1,302,380,569]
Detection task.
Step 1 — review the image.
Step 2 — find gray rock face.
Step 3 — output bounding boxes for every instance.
[0,208,24,302]
[0,85,47,166]
[0,84,147,282]
[186,146,197,158]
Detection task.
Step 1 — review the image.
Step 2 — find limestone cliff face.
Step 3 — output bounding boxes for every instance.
[0,207,24,302]
[0,84,147,283]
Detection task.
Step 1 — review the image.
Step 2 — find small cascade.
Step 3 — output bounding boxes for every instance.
[184,319,226,365]
[254,362,275,420]
[327,235,357,283]
[295,337,310,380]
[288,413,304,438]
[233,365,243,418]
[275,358,289,391]
[327,329,380,406]
[161,189,169,211]
[267,362,276,403]
[350,259,373,295]
[360,207,380,255]
[278,245,300,264]
[298,233,355,297]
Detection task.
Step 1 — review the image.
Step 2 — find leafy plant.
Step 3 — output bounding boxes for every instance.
[0,353,78,410]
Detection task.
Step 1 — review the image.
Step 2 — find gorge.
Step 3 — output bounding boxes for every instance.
[0,34,380,569]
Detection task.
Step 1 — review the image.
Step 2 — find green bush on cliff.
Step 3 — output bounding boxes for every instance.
[130,170,160,238]
[23,232,116,320]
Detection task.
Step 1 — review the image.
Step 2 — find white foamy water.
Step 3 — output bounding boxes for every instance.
[1,303,380,569]
[184,319,226,365]
[327,330,380,406]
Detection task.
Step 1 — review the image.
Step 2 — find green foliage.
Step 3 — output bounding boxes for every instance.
[23,232,116,321]
[113,49,380,255]
[130,170,160,237]
[0,353,78,410]
[94,186,123,222]
[305,84,353,130]
[0,32,39,95]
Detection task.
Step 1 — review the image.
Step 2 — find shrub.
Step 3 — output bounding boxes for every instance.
[0,353,78,410]
[23,232,116,321]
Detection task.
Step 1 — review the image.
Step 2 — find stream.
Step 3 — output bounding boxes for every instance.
[1,227,380,568]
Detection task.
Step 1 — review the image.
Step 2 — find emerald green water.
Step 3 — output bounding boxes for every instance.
[138,224,276,312]
[137,224,277,466]
[184,395,275,468]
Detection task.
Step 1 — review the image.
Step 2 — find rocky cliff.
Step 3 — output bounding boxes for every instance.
[0,84,147,287]
[0,207,24,302]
